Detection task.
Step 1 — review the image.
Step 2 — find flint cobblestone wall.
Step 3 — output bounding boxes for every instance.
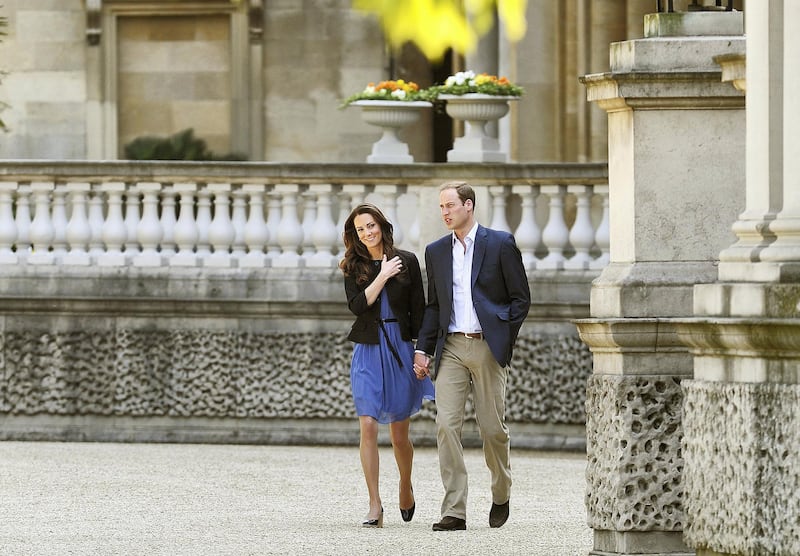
[0,329,590,425]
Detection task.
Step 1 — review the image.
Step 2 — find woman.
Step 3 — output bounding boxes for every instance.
[340,203,434,528]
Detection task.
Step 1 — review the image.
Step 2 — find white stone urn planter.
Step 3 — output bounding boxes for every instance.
[351,100,432,163]
[440,94,518,163]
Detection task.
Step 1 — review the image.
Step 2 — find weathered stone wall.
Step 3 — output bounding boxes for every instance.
[683,380,800,555]
[585,375,685,531]
[0,267,593,448]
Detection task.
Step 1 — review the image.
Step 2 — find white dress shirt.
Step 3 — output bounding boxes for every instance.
[449,222,482,334]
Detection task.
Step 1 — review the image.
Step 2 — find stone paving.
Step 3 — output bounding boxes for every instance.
[0,441,591,555]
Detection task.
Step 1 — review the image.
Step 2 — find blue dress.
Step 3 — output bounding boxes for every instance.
[350,294,435,424]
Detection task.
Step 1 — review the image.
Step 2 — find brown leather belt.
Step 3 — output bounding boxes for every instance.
[448,332,484,340]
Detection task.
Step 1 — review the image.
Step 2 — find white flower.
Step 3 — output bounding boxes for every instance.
[364,85,376,94]
[391,89,407,100]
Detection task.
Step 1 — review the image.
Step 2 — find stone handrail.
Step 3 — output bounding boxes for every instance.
[0,161,609,271]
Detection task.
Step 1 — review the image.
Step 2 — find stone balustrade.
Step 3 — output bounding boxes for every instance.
[0,161,609,271]
[0,161,607,448]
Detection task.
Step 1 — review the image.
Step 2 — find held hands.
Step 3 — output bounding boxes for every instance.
[379,254,403,280]
[413,352,431,380]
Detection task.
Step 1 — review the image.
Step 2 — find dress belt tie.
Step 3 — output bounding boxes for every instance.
[376,318,403,366]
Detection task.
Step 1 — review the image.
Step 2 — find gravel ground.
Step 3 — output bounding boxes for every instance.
[0,441,591,555]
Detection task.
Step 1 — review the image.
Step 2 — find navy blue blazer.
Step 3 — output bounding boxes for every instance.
[416,225,531,370]
[344,249,425,344]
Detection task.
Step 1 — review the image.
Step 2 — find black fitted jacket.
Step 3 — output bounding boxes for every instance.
[344,249,425,344]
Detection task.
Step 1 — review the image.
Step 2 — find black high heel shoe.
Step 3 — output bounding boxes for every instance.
[400,487,415,522]
[362,507,384,528]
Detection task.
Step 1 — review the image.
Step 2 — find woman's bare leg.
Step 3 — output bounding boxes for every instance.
[389,418,415,510]
[359,415,383,519]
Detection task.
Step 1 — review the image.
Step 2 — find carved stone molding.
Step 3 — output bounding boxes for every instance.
[248,0,263,43]
[86,0,102,46]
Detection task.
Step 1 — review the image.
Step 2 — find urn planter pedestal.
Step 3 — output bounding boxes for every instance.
[440,94,517,163]
[351,100,431,164]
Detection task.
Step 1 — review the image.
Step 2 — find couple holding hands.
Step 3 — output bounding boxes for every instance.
[340,181,531,531]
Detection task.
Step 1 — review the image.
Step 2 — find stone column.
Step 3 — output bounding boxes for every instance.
[576,11,744,556]
[676,2,800,555]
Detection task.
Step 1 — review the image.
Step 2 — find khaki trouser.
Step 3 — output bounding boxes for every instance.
[435,334,511,520]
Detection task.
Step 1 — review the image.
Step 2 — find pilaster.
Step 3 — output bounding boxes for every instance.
[677,2,800,555]
[578,10,745,556]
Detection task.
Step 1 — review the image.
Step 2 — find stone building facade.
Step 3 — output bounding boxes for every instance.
[0,0,655,163]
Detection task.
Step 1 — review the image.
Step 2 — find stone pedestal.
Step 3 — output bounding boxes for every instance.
[577,11,744,556]
[674,3,800,555]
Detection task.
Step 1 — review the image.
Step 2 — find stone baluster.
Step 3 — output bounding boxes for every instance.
[123,187,141,255]
[301,190,317,259]
[195,188,212,258]
[0,182,18,264]
[87,185,106,259]
[342,184,367,208]
[171,183,199,267]
[374,184,402,246]
[51,185,69,259]
[405,188,421,256]
[63,182,92,266]
[273,183,304,267]
[511,184,540,270]
[159,186,177,258]
[489,185,512,233]
[98,182,128,266]
[265,191,282,260]
[230,188,248,259]
[539,185,569,270]
[591,184,610,269]
[207,183,235,267]
[564,185,594,270]
[28,181,55,265]
[13,184,32,258]
[133,182,164,267]
[240,184,268,268]
[307,183,339,267]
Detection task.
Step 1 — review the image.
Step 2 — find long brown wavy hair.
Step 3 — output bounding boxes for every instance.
[339,203,406,285]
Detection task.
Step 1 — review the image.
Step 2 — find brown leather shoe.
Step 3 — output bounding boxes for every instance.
[432,516,467,531]
[489,501,509,528]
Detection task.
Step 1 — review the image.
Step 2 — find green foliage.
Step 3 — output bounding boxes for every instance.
[123,128,247,161]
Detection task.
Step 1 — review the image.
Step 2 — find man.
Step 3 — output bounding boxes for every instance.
[414,181,531,531]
